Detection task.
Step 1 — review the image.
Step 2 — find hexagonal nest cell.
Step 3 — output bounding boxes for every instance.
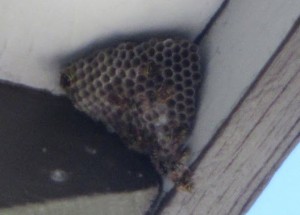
[60,38,203,188]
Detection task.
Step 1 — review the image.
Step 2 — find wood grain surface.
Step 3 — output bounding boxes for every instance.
[161,17,300,215]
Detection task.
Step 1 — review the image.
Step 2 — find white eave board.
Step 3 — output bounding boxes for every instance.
[0,0,223,94]
[189,0,300,157]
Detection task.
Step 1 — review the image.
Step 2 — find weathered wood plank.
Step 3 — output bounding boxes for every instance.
[161,17,300,215]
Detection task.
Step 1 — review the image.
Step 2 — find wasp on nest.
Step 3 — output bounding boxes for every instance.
[60,38,202,190]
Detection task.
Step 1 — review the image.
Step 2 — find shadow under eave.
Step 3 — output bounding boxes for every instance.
[0,81,159,208]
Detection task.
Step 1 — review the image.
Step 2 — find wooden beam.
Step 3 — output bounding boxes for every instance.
[161,16,300,215]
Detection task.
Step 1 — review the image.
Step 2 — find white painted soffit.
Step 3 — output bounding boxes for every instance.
[189,0,300,157]
[0,0,223,94]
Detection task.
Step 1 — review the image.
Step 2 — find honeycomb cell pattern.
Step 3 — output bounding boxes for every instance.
[60,38,202,188]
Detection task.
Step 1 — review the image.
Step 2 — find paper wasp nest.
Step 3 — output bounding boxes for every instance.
[60,38,202,188]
